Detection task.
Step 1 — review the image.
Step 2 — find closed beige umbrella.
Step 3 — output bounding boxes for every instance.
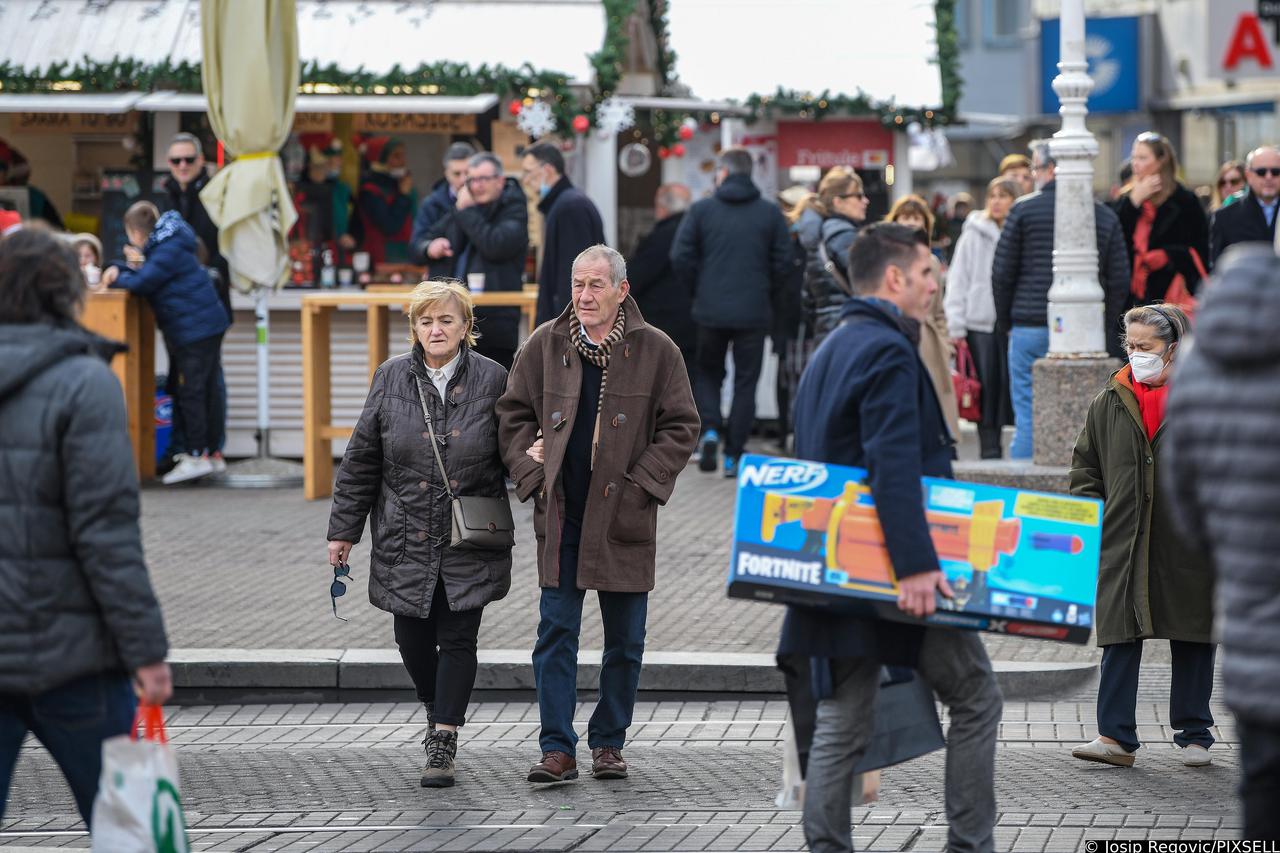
[198,0,299,292]
[198,0,302,484]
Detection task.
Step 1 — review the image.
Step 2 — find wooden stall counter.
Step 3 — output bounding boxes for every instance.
[81,290,156,481]
[302,287,538,500]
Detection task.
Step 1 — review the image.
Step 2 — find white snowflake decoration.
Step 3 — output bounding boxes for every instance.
[517,101,557,138]
[595,97,636,135]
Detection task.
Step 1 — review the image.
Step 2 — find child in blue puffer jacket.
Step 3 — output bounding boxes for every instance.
[100,202,230,484]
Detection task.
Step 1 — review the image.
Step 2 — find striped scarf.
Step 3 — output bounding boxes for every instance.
[569,306,626,468]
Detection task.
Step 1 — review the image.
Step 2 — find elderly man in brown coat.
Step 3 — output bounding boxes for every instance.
[497,244,699,784]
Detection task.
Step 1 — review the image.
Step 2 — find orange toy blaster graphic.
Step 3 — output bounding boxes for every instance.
[759,482,1080,597]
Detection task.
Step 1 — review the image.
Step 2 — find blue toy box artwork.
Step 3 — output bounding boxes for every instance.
[727,455,1103,644]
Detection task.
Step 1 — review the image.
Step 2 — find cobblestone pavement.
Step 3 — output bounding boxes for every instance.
[139,432,1149,665]
[0,670,1238,851]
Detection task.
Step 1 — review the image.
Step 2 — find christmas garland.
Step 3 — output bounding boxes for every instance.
[0,0,959,138]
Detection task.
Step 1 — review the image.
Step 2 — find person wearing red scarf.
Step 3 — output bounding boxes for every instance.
[1068,304,1217,770]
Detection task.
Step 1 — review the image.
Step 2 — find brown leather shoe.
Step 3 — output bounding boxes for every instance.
[591,746,628,779]
[527,750,578,783]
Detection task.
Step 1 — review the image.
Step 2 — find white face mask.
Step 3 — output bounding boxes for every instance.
[1128,350,1166,384]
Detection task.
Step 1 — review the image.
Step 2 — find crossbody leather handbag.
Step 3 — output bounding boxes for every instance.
[414,376,515,551]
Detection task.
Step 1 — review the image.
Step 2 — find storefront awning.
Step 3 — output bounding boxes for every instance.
[665,0,941,108]
[0,0,604,87]
[0,94,142,114]
[134,92,500,114]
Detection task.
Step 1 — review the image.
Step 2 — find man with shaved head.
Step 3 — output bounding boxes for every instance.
[1210,145,1280,266]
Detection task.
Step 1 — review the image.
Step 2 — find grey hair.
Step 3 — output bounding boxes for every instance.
[443,141,477,167]
[167,132,202,154]
[1246,146,1280,168]
[468,152,503,174]
[572,244,627,288]
[1121,303,1188,350]
[719,147,753,176]
[1029,142,1059,169]
[656,183,691,215]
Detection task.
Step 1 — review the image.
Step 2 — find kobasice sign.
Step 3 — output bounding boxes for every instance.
[352,113,477,134]
[15,112,138,134]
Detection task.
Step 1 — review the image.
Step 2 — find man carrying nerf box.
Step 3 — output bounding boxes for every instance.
[780,222,1003,853]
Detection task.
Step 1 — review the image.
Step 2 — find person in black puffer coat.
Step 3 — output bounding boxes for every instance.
[1165,245,1280,839]
[670,148,791,477]
[801,167,869,349]
[0,228,171,826]
[327,280,512,790]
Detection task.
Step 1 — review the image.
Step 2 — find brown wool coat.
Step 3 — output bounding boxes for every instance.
[496,296,700,592]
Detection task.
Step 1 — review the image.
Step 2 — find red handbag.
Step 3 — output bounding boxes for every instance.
[952,341,982,423]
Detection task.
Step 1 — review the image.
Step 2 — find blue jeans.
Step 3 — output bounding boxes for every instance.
[0,673,137,826]
[532,543,648,755]
[1007,326,1049,460]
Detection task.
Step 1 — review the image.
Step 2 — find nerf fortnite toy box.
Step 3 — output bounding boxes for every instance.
[727,455,1102,644]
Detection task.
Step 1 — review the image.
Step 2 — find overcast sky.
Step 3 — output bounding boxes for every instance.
[665,0,942,106]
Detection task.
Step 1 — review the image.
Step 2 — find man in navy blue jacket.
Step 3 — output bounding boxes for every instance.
[784,223,1002,853]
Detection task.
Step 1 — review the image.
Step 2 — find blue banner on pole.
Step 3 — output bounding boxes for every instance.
[1041,16,1141,115]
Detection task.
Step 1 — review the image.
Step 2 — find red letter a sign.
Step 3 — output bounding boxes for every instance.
[1224,14,1274,71]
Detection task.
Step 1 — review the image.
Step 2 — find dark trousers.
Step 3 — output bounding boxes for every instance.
[1097,639,1216,752]
[0,673,136,826]
[165,342,227,456]
[532,543,648,755]
[393,575,484,727]
[1239,719,1280,839]
[694,326,766,458]
[169,333,224,456]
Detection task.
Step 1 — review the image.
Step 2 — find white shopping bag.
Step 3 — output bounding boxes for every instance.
[91,705,190,853]
[775,714,880,809]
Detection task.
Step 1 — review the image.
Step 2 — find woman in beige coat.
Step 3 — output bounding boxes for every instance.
[885,196,960,440]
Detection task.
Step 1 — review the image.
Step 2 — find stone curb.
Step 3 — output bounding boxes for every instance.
[169,649,1096,700]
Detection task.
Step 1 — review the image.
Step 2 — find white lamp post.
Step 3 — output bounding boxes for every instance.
[1047,0,1106,356]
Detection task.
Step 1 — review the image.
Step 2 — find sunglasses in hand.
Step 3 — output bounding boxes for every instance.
[331,562,353,620]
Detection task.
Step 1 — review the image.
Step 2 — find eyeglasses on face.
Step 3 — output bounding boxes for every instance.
[169,156,198,166]
[1219,175,1245,187]
[1253,167,1280,178]
[838,191,866,200]
[466,174,501,185]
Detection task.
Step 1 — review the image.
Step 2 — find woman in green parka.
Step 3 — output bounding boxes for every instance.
[1068,304,1216,769]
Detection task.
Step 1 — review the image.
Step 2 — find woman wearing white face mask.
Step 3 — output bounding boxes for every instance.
[1068,304,1216,769]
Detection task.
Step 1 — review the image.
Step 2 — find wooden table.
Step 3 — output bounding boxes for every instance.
[302,288,538,500]
[81,290,156,481]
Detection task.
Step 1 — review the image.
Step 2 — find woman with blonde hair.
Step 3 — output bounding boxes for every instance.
[945,178,1020,458]
[884,194,959,442]
[1115,132,1209,309]
[1212,159,1246,210]
[801,167,869,347]
[326,278,513,789]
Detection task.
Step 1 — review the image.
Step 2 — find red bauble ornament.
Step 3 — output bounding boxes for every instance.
[572,114,590,134]
[658,146,670,159]
[508,99,522,116]
[677,124,694,141]
[672,143,686,157]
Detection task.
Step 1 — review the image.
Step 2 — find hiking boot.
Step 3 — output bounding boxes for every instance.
[162,453,214,485]
[527,750,578,783]
[591,746,628,779]
[698,430,719,473]
[421,729,457,788]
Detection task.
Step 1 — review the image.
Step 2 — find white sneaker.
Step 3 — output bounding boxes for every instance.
[1182,745,1212,767]
[162,453,214,485]
[1070,737,1135,767]
[210,454,227,474]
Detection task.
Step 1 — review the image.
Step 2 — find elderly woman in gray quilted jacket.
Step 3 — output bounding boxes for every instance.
[327,279,512,790]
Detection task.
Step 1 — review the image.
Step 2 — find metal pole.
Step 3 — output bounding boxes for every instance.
[254,285,271,458]
[1047,0,1106,356]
